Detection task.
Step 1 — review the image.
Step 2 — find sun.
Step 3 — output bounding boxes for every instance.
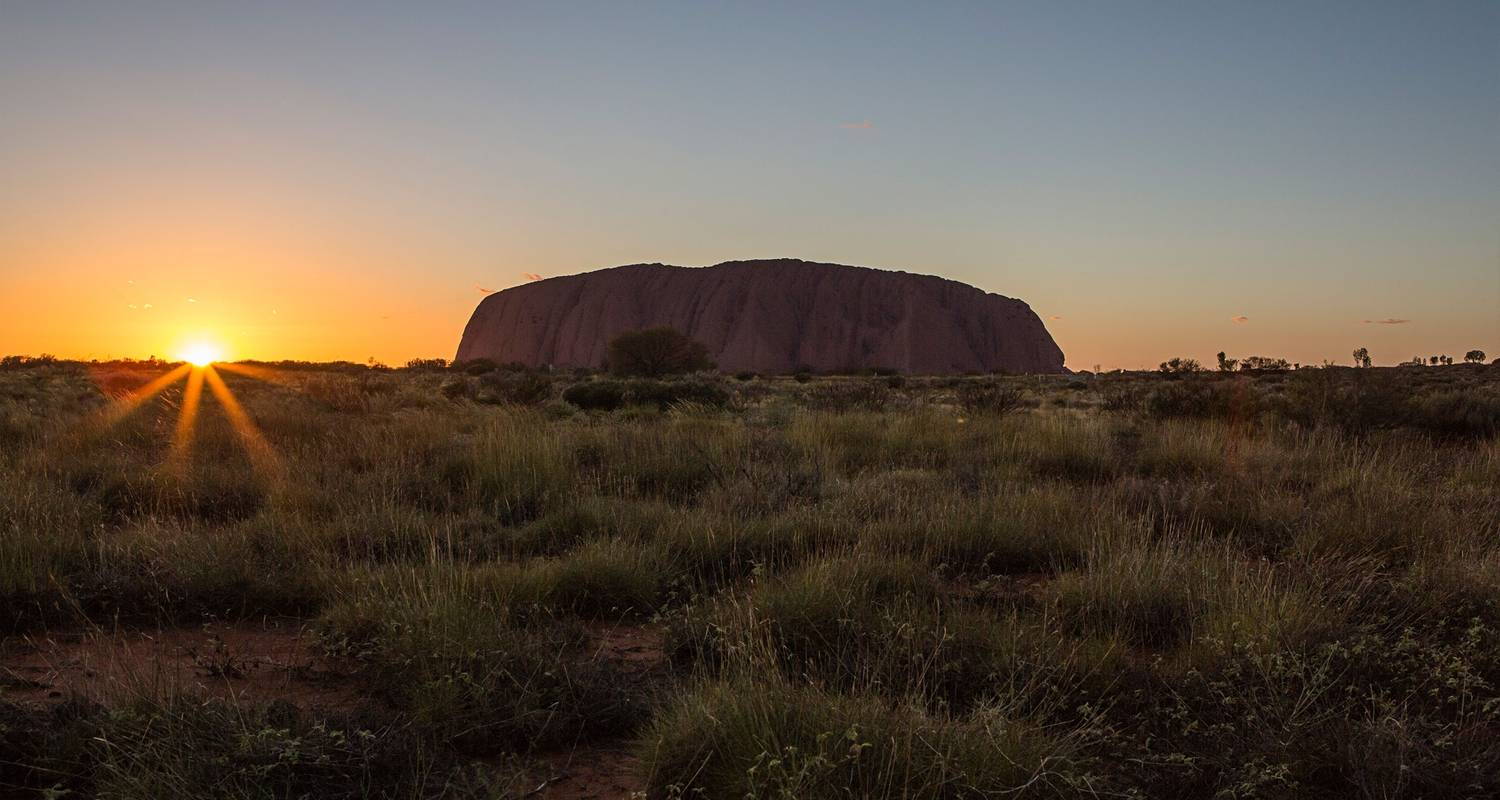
[177,341,224,367]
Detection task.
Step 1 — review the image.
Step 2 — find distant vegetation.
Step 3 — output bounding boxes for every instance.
[0,354,1497,797]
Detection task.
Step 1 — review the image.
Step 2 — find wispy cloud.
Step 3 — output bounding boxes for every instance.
[1048,315,1063,320]
[522,272,542,282]
[474,284,496,295]
[1363,318,1411,325]
[840,120,873,129]
[186,298,197,303]
[1231,315,1249,324]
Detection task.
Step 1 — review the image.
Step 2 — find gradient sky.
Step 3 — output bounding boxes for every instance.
[2,1,1496,369]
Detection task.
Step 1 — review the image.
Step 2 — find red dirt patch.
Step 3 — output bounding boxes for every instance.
[0,619,367,711]
[530,746,644,800]
[588,622,666,671]
[510,623,664,799]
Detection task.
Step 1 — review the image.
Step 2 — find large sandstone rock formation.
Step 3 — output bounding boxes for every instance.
[455,259,1066,374]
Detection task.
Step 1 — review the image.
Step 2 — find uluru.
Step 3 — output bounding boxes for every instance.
[456,259,1066,374]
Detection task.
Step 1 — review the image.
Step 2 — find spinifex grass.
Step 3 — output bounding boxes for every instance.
[0,361,1496,797]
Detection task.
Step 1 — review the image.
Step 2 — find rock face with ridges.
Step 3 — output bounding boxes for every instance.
[455,259,1066,374]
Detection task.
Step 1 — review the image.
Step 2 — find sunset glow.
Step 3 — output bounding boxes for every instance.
[177,341,224,367]
[1,4,1495,369]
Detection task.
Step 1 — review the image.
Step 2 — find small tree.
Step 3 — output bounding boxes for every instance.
[1439,355,1453,366]
[1465,350,1486,364]
[1240,356,1291,371]
[1159,357,1203,374]
[1429,356,1440,366]
[606,327,714,377]
[1352,347,1371,368]
[1216,351,1239,372]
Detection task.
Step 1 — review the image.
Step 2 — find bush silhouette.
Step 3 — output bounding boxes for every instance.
[562,380,627,411]
[606,328,713,377]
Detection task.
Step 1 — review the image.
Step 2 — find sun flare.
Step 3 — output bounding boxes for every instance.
[177,341,224,367]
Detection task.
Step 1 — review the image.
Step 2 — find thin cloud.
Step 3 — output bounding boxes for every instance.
[840,120,873,129]
[1363,318,1411,325]
[474,284,496,295]
[1231,315,1249,324]
[186,298,197,303]
[1048,315,1063,320]
[522,272,542,282]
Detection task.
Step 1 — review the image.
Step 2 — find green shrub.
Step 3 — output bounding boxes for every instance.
[956,380,1025,415]
[606,327,714,377]
[804,380,889,411]
[476,370,553,406]
[562,379,627,411]
[1405,389,1500,439]
[1145,378,1258,420]
[625,378,731,410]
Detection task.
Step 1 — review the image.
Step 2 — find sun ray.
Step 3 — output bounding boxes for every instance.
[167,366,206,471]
[203,366,282,481]
[98,363,192,427]
[214,361,301,388]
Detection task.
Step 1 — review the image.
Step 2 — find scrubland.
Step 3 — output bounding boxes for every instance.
[1,359,1498,798]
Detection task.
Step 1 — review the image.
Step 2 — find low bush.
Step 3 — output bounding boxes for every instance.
[804,380,889,412]
[956,380,1025,415]
[562,379,627,411]
[476,369,553,406]
[1144,378,1259,420]
[625,378,731,410]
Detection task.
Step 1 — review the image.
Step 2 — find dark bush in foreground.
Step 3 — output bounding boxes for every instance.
[626,378,731,410]
[806,380,889,411]
[1145,378,1260,420]
[563,378,730,411]
[1275,370,1499,438]
[957,380,1025,415]
[477,370,553,406]
[607,327,714,377]
[1404,389,1500,439]
[563,380,627,411]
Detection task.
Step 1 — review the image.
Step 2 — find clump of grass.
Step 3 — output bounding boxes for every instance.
[508,496,676,556]
[860,483,1105,575]
[464,411,572,524]
[317,561,651,753]
[1049,539,1207,648]
[788,410,960,474]
[1017,416,1117,482]
[0,695,508,800]
[640,679,1091,799]
[1051,535,1339,656]
[647,508,852,592]
[955,379,1026,416]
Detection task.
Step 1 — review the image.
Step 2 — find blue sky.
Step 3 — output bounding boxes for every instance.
[2,1,1496,366]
